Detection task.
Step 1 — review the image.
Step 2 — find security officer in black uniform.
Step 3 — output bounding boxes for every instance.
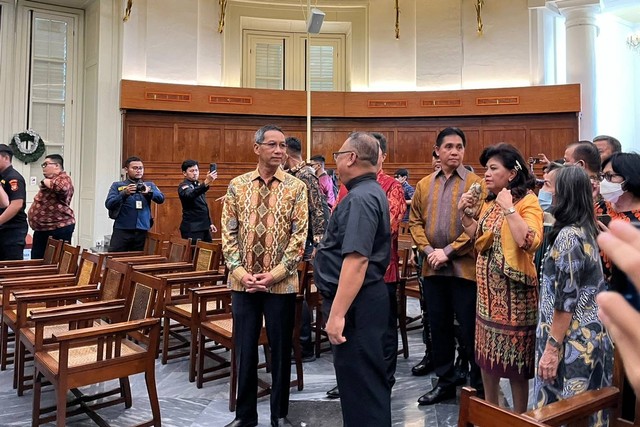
[314,132,391,427]
[105,156,165,251]
[178,159,217,242]
[0,144,28,261]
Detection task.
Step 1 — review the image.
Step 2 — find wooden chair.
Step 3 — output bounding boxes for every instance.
[143,231,165,257]
[0,243,82,371]
[0,236,62,269]
[458,387,548,426]
[159,242,225,379]
[0,240,75,280]
[30,271,168,427]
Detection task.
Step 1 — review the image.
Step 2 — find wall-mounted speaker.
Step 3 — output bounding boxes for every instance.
[307,8,325,34]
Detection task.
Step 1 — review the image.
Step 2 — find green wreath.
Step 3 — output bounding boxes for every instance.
[10,130,46,164]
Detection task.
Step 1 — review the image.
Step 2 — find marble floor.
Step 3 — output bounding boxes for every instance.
[0,300,529,426]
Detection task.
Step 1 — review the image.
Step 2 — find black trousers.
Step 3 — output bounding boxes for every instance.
[31,224,75,259]
[0,227,28,261]
[231,291,296,423]
[180,229,212,243]
[109,228,147,252]
[423,275,481,389]
[383,282,398,388]
[327,283,391,427]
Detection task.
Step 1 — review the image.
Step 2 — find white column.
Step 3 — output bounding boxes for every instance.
[557,0,600,140]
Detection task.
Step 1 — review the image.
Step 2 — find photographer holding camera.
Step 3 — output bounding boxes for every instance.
[105,156,165,251]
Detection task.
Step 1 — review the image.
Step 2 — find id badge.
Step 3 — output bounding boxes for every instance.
[135,200,143,210]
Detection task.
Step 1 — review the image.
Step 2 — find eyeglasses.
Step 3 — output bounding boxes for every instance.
[602,172,625,183]
[40,162,57,168]
[332,151,356,161]
[258,142,287,150]
[129,166,144,171]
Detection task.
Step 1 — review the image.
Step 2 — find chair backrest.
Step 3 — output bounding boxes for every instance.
[143,231,165,256]
[75,250,104,286]
[100,258,133,301]
[193,241,221,272]
[43,237,63,265]
[124,271,168,345]
[58,243,82,275]
[166,235,192,263]
[297,260,311,296]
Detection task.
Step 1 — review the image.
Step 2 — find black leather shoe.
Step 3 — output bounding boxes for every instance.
[271,417,289,427]
[417,385,456,405]
[326,385,340,399]
[224,419,258,427]
[411,354,434,376]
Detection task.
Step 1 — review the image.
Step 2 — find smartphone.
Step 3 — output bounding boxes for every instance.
[610,222,640,311]
[209,163,217,173]
[597,214,612,227]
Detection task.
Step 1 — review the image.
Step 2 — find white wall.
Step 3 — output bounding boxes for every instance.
[595,14,639,151]
[121,0,533,90]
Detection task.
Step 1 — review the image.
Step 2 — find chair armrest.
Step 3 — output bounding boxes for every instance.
[0,259,46,268]
[0,273,75,285]
[104,250,145,257]
[30,300,126,324]
[52,318,160,342]
[112,255,167,264]
[133,262,193,273]
[0,265,60,279]
[14,285,99,304]
[3,277,77,306]
[160,270,225,281]
[524,387,620,425]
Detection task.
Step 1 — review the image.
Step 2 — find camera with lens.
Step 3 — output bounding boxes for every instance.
[528,157,540,165]
[135,182,147,193]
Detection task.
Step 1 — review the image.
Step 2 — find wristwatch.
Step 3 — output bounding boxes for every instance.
[547,335,563,350]
[504,207,516,216]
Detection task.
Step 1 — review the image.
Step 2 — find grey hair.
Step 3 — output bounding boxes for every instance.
[255,124,284,144]
[347,132,379,167]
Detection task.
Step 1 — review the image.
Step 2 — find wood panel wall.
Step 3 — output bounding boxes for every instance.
[122,110,578,238]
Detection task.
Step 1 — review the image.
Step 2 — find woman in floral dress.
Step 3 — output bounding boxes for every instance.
[535,166,612,426]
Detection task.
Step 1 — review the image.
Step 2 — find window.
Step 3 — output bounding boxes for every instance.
[243,30,345,91]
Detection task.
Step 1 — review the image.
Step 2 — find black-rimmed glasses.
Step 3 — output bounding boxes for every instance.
[602,172,625,183]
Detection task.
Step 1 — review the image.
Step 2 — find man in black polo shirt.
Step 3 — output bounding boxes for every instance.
[0,144,28,260]
[314,132,391,427]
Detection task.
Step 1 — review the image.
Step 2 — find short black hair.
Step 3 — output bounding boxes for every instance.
[310,155,326,165]
[480,143,535,201]
[181,159,198,172]
[602,152,640,199]
[568,141,601,174]
[255,124,284,144]
[0,144,13,160]
[394,168,408,178]
[593,135,622,154]
[285,137,302,155]
[45,154,64,170]
[124,156,142,167]
[436,127,466,148]
[370,132,387,154]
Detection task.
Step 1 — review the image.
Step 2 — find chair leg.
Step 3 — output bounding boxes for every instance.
[397,289,409,359]
[0,321,9,370]
[189,324,198,383]
[15,340,26,394]
[56,381,67,427]
[161,315,170,365]
[196,331,205,389]
[32,369,42,427]
[119,377,132,408]
[145,368,162,427]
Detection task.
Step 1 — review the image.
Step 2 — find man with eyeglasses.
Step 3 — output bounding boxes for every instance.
[28,154,75,259]
[0,144,28,261]
[563,141,602,201]
[221,124,308,427]
[105,156,164,252]
[314,132,392,426]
